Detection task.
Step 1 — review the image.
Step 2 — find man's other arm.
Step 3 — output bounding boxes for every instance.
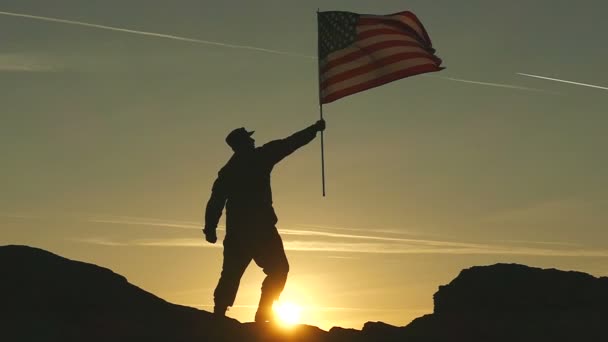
[203,174,228,243]
[262,119,325,165]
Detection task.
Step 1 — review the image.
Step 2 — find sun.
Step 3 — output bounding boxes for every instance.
[273,301,302,326]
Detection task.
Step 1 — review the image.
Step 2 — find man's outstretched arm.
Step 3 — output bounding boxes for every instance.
[262,119,326,165]
[203,175,227,243]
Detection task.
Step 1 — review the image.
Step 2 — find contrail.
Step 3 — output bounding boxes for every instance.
[0,10,314,59]
[428,75,554,93]
[518,72,608,91]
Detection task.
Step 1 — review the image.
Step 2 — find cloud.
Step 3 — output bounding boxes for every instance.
[325,255,360,260]
[518,72,608,91]
[84,215,492,250]
[0,10,313,59]
[10,212,604,257]
[0,54,55,72]
[72,217,608,257]
[71,237,130,247]
[69,237,219,248]
[281,240,608,257]
[88,215,203,230]
[0,212,205,229]
[295,223,424,236]
[280,228,493,249]
[494,240,581,247]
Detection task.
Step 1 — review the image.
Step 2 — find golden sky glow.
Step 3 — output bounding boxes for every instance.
[2,0,608,330]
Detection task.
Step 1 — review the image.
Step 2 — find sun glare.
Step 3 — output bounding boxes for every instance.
[273,301,302,326]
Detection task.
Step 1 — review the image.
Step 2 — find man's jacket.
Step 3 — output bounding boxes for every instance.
[205,124,318,237]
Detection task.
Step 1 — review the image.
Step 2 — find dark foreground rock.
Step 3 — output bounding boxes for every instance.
[403,263,608,342]
[1,245,244,341]
[365,263,608,342]
[1,245,607,341]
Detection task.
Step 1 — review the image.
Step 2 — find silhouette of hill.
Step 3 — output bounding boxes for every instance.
[1,245,606,341]
[0,245,325,341]
[362,264,608,341]
[400,263,608,341]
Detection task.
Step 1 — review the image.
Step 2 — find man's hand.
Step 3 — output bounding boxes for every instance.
[203,227,218,244]
[314,119,326,132]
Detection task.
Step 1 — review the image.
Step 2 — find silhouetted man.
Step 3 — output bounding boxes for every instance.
[203,119,326,322]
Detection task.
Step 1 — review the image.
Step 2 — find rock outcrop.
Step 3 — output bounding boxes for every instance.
[401,263,608,341]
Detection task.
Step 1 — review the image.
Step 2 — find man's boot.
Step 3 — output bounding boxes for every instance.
[254,293,275,323]
[214,305,228,317]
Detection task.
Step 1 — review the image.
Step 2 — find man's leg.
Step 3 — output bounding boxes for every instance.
[213,241,251,316]
[252,228,289,322]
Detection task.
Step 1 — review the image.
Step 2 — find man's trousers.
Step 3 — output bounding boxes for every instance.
[213,227,289,311]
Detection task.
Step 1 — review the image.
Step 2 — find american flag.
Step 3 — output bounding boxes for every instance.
[318,11,443,104]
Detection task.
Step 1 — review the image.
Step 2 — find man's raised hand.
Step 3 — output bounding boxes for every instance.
[315,119,326,132]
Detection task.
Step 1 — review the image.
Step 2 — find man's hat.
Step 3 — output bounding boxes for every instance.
[225,127,254,149]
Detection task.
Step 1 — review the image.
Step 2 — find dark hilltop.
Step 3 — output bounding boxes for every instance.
[1,245,606,341]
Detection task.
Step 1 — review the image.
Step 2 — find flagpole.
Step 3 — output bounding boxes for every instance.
[320,99,326,197]
[317,9,326,197]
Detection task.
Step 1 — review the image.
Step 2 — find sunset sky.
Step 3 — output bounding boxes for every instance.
[2,0,607,329]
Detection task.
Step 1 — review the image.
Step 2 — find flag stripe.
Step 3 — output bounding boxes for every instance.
[357,24,407,35]
[322,39,424,73]
[322,52,437,85]
[322,64,442,103]
[359,17,427,44]
[360,12,430,44]
[358,27,415,40]
[322,46,436,78]
[322,58,438,96]
[356,34,421,48]
[323,34,419,64]
[399,12,432,44]
[322,54,438,87]
[357,24,421,42]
